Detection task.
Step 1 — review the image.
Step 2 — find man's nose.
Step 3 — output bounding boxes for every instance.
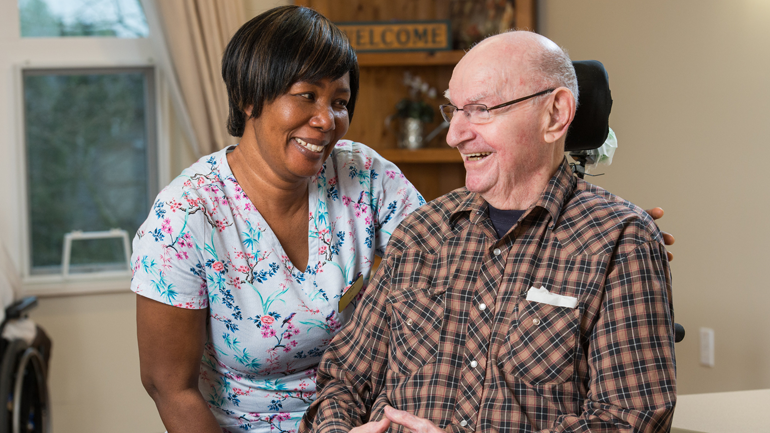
[445,113,473,147]
[310,104,335,132]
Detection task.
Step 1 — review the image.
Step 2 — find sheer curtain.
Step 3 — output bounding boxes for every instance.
[141,0,246,156]
[0,236,21,322]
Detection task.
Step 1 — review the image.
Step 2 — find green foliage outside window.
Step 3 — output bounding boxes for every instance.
[24,70,153,274]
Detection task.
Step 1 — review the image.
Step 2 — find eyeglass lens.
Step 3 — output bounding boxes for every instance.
[440,104,490,123]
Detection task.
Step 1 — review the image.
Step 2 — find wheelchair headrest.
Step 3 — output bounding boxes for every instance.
[565,60,613,152]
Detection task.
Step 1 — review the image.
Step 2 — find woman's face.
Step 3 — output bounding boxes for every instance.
[247,73,351,183]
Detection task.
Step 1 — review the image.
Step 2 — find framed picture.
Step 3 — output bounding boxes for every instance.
[450,0,517,50]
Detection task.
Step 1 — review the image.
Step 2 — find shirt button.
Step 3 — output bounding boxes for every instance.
[493,248,501,256]
[479,303,487,311]
[406,318,413,326]
[532,318,540,325]
[470,360,478,368]
[460,420,468,427]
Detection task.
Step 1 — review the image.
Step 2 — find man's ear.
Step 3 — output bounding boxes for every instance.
[543,88,576,144]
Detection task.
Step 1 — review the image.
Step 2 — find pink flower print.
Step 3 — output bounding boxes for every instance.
[215,219,228,232]
[276,413,291,422]
[318,245,327,255]
[364,156,372,170]
[385,170,397,180]
[228,276,242,290]
[283,346,291,353]
[342,195,352,206]
[161,218,173,234]
[290,340,298,347]
[197,176,206,186]
[328,176,337,186]
[365,216,372,225]
[260,315,275,326]
[237,265,249,273]
[175,251,188,260]
[169,200,182,213]
[212,261,224,272]
[184,180,193,188]
[293,328,300,336]
[261,327,276,338]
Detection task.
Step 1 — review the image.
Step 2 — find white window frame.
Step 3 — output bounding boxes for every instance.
[1,1,172,297]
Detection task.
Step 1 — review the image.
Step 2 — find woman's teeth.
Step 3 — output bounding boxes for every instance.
[465,152,491,161]
[296,138,324,153]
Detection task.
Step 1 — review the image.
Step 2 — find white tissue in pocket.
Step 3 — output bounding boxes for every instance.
[526,286,578,308]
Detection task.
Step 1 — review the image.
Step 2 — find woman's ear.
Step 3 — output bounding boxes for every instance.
[244,104,254,117]
[543,88,576,144]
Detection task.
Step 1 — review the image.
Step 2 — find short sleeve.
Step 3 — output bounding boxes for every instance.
[130,190,208,310]
[368,151,425,256]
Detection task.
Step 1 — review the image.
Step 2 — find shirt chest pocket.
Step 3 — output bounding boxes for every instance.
[386,250,445,375]
[499,299,581,385]
[388,292,444,375]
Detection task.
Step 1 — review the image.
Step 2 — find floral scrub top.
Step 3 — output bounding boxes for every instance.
[130,140,425,432]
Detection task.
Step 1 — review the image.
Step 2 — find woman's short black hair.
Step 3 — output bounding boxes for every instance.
[222,5,359,137]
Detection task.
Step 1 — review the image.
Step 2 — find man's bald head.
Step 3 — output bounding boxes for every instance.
[453,31,578,109]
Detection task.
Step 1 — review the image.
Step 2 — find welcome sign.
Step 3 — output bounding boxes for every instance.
[336,20,451,53]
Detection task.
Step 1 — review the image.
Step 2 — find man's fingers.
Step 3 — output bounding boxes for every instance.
[349,417,391,433]
[645,207,664,220]
[384,406,442,432]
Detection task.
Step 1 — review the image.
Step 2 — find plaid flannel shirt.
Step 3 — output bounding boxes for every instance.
[301,160,676,433]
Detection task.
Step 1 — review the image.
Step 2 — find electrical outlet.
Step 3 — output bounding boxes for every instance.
[700,327,715,367]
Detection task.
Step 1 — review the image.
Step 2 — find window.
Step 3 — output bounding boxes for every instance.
[19,0,149,38]
[22,68,157,276]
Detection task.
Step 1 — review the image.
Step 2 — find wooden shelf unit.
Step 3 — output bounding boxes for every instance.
[357,50,465,67]
[378,148,462,164]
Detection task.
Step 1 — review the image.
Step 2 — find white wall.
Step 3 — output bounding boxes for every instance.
[540,0,770,394]
[4,1,770,432]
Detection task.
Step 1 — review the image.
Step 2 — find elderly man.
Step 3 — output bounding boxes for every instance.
[301,31,675,433]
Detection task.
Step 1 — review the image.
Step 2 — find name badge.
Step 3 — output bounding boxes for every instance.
[338,275,364,312]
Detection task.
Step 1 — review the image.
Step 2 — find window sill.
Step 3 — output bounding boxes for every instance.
[22,272,132,298]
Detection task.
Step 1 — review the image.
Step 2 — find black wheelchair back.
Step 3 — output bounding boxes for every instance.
[0,297,52,433]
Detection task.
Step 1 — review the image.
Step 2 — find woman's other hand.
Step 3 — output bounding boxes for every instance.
[645,207,675,261]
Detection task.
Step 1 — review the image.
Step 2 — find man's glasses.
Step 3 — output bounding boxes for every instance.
[439,88,555,124]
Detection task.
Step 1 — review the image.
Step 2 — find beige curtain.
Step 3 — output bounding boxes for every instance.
[144,0,246,156]
[0,235,21,322]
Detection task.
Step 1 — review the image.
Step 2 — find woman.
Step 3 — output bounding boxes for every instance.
[133,6,424,432]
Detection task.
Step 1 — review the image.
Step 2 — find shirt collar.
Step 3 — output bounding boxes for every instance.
[450,158,576,228]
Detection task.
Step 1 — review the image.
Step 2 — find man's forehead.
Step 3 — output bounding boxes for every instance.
[448,64,520,104]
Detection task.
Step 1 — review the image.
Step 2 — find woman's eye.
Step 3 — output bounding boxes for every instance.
[336,99,348,108]
[299,92,314,100]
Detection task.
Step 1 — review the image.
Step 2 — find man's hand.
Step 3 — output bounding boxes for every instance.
[349,417,390,433]
[381,405,445,432]
[645,207,675,261]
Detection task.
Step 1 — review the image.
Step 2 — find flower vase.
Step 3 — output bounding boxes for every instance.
[398,117,424,150]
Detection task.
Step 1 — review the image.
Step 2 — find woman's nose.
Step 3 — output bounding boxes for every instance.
[310,104,335,132]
